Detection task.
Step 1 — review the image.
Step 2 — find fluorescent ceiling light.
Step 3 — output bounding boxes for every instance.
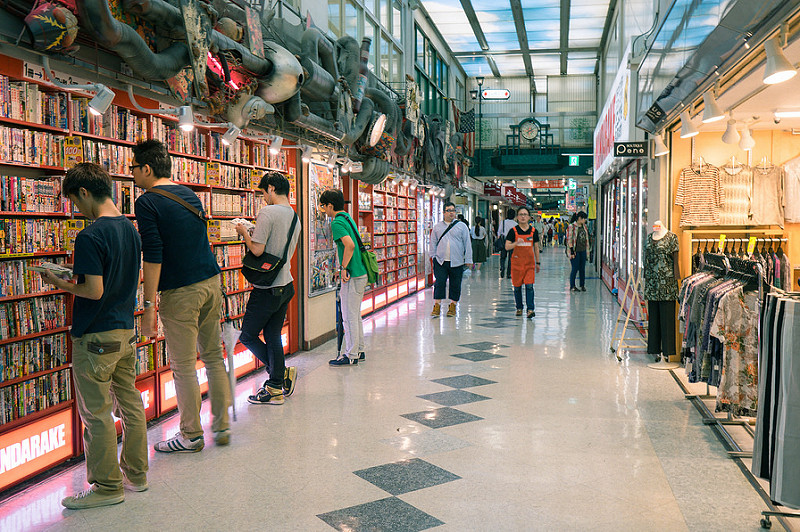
[701,92,725,123]
[774,110,800,118]
[679,111,699,138]
[763,37,797,85]
[269,136,283,154]
[721,119,740,144]
[653,134,669,157]
[88,85,115,116]
[221,125,241,146]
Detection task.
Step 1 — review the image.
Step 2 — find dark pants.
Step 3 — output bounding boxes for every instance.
[647,300,676,356]
[499,248,512,277]
[433,260,464,302]
[240,282,294,388]
[514,284,534,310]
[570,250,587,288]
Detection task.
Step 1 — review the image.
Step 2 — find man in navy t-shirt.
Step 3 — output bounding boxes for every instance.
[42,163,148,509]
[132,140,230,453]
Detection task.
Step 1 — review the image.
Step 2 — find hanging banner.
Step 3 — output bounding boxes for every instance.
[594,41,633,183]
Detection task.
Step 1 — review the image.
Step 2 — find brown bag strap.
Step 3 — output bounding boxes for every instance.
[147,187,206,220]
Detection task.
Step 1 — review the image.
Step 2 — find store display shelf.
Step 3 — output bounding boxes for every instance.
[252,165,288,172]
[225,288,252,296]
[0,116,68,133]
[0,326,71,347]
[211,215,254,220]
[0,211,70,218]
[0,363,71,390]
[210,185,253,192]
[211,240,244,246]
[0,250,69,259]
[168,150,208,161]
[0,289,68,303]
[70,130,138,146]
[219,264,243,271]
[135,369,156,382]
[0,161,65,172]
[137,336,165,348]
[0,399,74,433]
[210,158,253,169]
[173,180,209,188]
[109,172,133,180]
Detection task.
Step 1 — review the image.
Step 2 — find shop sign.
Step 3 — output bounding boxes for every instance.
[0,409,73,490]
[501,185,518,200]
[481,89,511,100]
[484,182,501,196]
[520,179,565,189]
[614,142,647,157]
[593,41,633,183]
[23,62,91,87]
[464,177,483,194]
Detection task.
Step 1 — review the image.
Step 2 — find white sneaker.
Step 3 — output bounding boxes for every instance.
[154,434,204,453]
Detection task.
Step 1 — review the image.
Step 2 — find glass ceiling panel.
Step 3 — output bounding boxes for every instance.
[492,54,526,76]
[421,0,480,52]
[567,59,597,74]
[531,54,561,76]
[459,56,492,77]
[519,0,559,8]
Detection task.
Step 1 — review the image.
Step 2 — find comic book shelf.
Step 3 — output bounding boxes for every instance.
[352,180,428,316]
[0,55,298,492]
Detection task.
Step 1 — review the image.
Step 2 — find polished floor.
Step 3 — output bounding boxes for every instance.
[0,248,788,531]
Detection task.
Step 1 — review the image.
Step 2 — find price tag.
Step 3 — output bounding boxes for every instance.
[747,237,757,254]
[718,234,726,250]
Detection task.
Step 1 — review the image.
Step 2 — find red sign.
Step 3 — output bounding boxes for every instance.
[0,409,74,490]
[484,183,501,196]
[502,185,517,200]
[523,179,565,189]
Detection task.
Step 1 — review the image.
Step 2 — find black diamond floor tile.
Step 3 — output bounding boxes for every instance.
[417,389,490,406]
[451,351,506,362]
[430,374,497,389]
[317,496,444,531]
[400,406,484,429]
[476,323,515,329]
[459,342,509,350]
[353,458,461,496]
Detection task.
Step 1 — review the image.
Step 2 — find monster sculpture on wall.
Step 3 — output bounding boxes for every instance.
[19,0,462,185]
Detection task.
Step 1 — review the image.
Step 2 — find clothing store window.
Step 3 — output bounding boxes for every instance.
[619,173,628,283]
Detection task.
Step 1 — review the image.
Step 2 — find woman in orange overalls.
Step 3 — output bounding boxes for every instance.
[505,206,541,318]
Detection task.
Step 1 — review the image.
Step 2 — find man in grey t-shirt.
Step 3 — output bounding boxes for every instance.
[235,172,301,405]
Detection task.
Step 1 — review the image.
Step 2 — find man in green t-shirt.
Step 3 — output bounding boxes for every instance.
[319,188,366,365]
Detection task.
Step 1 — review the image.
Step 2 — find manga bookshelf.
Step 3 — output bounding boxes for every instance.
[0,55,299,492]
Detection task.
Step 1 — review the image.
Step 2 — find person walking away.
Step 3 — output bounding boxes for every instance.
[471,217,488,272]
[430,201,473,317]
[498,209,516,278]
[567,211,590,292]
[547,222,555,248]
[320,189,367,365]
[557,219,566,246]
[132,140,231,452]
[505,206,540,319]
[42,163,148,508]
[236,172,301,404]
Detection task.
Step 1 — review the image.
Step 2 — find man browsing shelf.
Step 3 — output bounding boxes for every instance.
[132,139,231,452]
[41,163,148,510]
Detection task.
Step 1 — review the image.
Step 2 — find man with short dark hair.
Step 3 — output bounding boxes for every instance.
[567,210,590,292]
[132,139,231,452]
[236,172,301,404]
[42,163,148,509]
[430,201,473,317]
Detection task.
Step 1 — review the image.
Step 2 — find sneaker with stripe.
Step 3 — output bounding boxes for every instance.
[154,434,204,453]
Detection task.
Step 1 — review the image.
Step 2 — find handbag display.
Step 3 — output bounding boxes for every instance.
[241,212,299,286]
[339,213,380,284]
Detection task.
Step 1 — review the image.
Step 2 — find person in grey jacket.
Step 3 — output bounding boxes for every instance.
[429,201,473,317]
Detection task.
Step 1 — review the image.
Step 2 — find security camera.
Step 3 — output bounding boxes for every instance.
[774,116,782,124]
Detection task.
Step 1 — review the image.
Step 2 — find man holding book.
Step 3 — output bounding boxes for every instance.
[41,162,148,509]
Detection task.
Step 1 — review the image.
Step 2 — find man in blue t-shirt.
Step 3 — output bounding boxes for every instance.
[42,163,148,509]
[132,140,231,453]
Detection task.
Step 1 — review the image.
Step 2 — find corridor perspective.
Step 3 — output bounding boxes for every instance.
[0,248,781,531]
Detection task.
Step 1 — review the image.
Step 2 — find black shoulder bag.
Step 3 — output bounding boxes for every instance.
[241,211,299,286]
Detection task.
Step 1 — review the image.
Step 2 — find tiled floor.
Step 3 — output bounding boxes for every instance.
[0,249,789,531]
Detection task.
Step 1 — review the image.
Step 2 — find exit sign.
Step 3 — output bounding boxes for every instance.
[568,155,579,166]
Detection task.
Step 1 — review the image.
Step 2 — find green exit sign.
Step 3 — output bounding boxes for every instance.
[568,155,580,166]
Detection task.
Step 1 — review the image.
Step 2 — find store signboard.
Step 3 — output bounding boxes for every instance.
[501,184,517,200]
[484,182,501,196]
[518,179,565,189]
[0,409,74,490]
[464,177,483,194]
[594,41,633,183]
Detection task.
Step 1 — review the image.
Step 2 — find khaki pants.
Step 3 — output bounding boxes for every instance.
[72,329,148,495]
[340,274,367,357]
[160,275,230,439]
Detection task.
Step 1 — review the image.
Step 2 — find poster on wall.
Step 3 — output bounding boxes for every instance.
[308,162,339,296]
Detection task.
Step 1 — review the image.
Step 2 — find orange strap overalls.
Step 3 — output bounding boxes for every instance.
[510,227,536,287]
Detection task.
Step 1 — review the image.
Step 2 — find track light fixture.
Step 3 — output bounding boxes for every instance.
[653,134,669,157]
[739,126,756,151]
[126,85,194,132]
[269,136,283,154]
[326,154,337,168]
[763,36,797,85]
[721,118,740,144]
[409,179,418,191]
[42,56,114,116]
[679,111,699,138]
[221,125,241,146]
[702,91,725,123]
[301,146,312,163]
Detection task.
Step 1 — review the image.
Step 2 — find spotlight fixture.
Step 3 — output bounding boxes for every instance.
[721,119,740,144]
[702,92,725,123]
[269,136,283,154]
[763,36,797,85]
[341,160,352,174]
[409,179,418,191]
[679,111,699,138]
[739,126,756,150]
[301,146,313,163]
[326,154,337,168]
[126,84,194,132]
[653,134,670,157]
[439,189,446,198]
[221,125,241,146]
[42,56,115,116]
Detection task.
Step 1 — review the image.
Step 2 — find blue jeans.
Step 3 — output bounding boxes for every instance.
[514,284,534,310]
[570,250,587,288]
[240,282,294,388]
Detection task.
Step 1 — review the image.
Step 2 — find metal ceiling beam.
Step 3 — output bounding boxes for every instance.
[459,0,489,51]
[509,0,533,77]
[560,0,571,75]
[486,54,501,77]
[597,0,620,66]
[453,47,598,57]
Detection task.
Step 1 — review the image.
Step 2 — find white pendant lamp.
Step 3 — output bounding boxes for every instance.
[739,126,756,150]
[653,134,669,157]
[679,111,699,138]
[702,92,725,123]
[721,119,740,144]
[763,37,797,85]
